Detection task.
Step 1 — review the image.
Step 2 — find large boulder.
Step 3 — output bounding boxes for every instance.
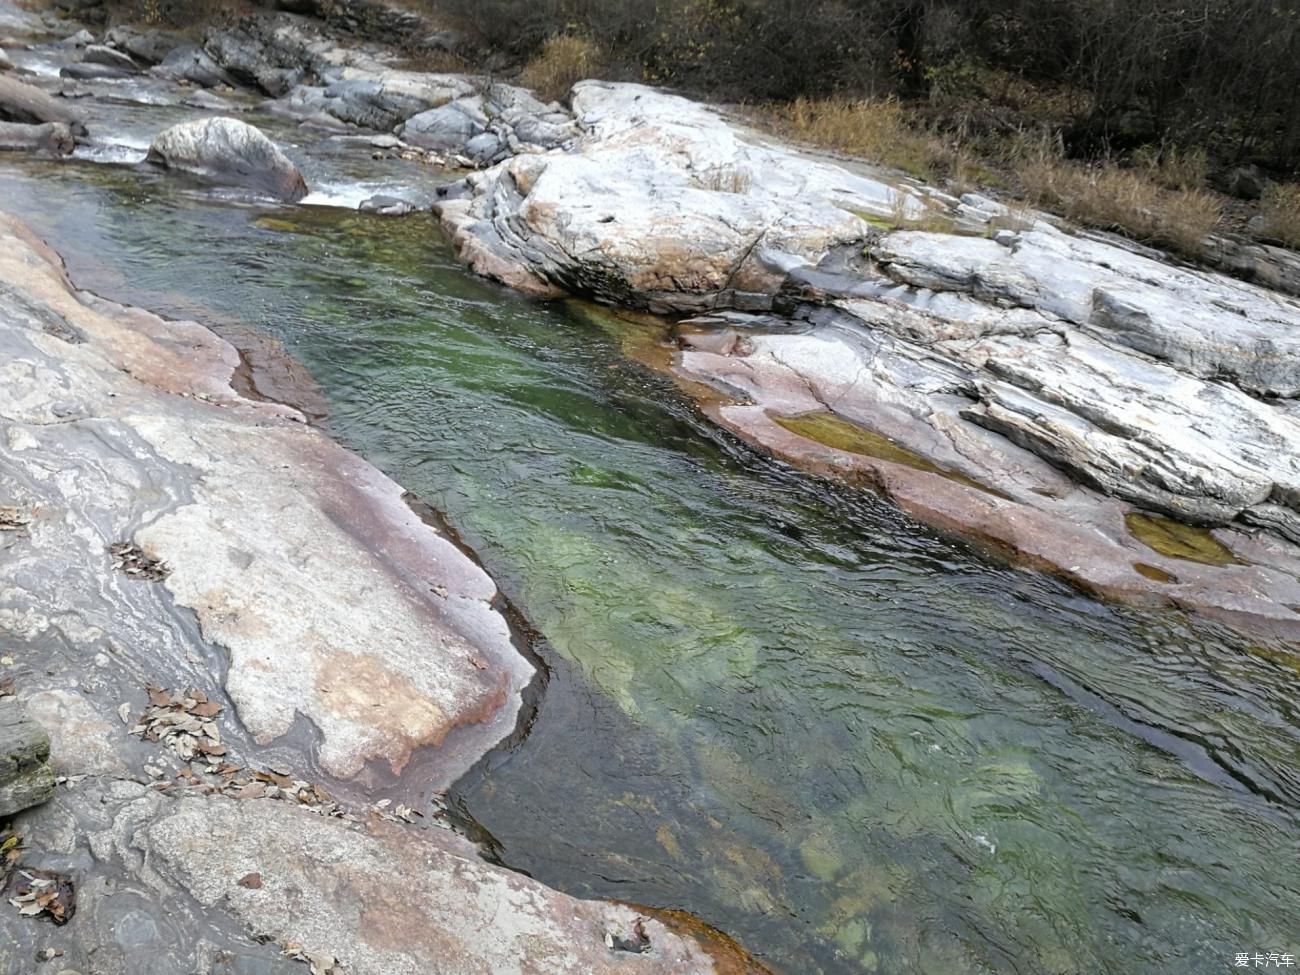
[203,20,309,96]
[321,72,471,130]
[398,97,485,150]
[146,117,308,202]
[104,24,185,65]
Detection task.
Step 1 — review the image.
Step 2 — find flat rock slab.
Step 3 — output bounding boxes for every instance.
[149,795,719,975]
[0,212,529,785]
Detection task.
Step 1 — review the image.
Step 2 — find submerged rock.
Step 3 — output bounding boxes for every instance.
[359,193,415,215]
[147,116,308,202]
[0,119,73,154]
[0,207,737,975]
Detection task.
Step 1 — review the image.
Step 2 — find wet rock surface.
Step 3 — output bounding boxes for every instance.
[0,213,726,973]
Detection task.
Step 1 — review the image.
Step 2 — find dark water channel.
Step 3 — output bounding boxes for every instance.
[1,154,1298,975]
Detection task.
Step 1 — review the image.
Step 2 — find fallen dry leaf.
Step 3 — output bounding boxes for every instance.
[237,872,263,889]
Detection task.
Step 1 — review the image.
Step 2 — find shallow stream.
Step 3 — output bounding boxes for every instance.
[1,96,1298,975]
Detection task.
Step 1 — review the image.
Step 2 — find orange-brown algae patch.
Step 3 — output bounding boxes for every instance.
[627,904,779,975]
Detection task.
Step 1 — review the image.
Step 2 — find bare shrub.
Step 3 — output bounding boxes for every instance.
[770,97,947,179]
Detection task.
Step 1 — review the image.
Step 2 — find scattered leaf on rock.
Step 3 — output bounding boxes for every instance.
[237,872,263,889]
[7,869,75,925]
[129,684,226,767]
[0,506,33,533]
[108,541,169,581]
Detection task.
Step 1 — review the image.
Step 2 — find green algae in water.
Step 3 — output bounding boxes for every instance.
[1132,561,1178,583]
[774,410,998,495]
[1125,512,1243,566]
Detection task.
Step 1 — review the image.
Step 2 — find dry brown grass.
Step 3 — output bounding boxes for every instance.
[520,34,602,104]
[1017,155,1219,254]
[770,97,950,179]
[1132,145,1210,191]
[1258,183,1300,250]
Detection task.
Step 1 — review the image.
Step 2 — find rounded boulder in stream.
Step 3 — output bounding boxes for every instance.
[146,116,308,203]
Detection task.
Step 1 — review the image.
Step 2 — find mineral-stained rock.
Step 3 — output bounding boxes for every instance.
[0,698,55,817]
[146,116,308,202]
[146,795,721,975]
[0,209,530,787]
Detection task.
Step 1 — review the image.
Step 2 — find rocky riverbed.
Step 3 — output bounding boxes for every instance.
[0,0,1299,971]
[29,0,1284,632]
[0,209,742,973]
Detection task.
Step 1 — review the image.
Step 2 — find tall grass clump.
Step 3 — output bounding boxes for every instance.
[520,34,601,104]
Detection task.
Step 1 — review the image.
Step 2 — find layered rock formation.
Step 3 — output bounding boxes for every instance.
[434,83,1300,633]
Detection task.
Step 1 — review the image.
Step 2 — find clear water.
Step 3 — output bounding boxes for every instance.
[2,158,1298,975]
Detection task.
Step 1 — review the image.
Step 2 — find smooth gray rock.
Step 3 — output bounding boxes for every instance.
[398,97,484,150]
[146,117,308,202]
[464,129,504,164]
[60,61,133,81]
[322,72,469,130]
[103,25,183,65]
[82,43,139,73]
[180,88,245,113]
[56,28,93,48]
[152,44,235,88]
